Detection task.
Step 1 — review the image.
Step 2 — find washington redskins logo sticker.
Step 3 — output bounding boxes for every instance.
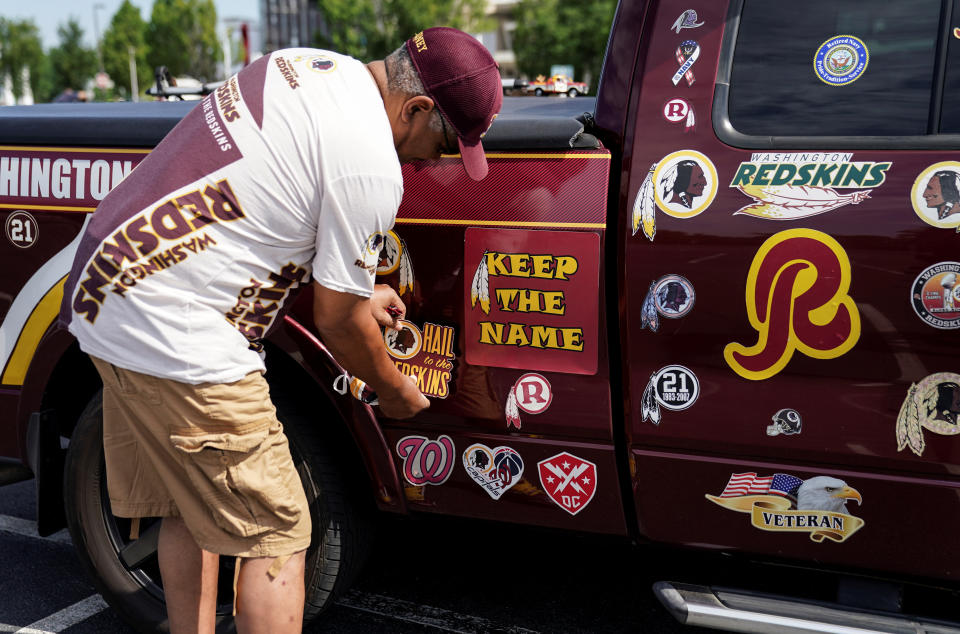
[537,452,597,516]
[724,229,860,380]
[504,372,553,429]
[631,150,718,241]
[640,274,695,332]
[911,163,960,232]
[911,262,960,329]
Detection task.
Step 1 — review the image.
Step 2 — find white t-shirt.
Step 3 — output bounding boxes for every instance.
[62,49,403,384]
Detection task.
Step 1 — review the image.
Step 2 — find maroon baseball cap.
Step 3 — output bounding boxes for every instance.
[406,27,502,180]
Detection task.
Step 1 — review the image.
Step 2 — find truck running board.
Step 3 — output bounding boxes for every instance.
[653,581,960,634]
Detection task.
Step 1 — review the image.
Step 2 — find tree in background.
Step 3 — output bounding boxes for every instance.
[513,0,616,86]
[146,0,221,81]
[48,19,98,92]
[103,0,150,97]
[315,0,489,61]
[0,18,44,100]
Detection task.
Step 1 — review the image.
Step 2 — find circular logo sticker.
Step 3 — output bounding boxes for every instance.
[911,162,960,230]
[911,262,960,329]
[651,365,700,411]
[652,274,695,318]
[652,150,718,218]
[513,372,552,414]
[5,210,38,249]
[662,98,691,123]
[376,230,404,275]
[814,35,868,86]
[384,320,422,359]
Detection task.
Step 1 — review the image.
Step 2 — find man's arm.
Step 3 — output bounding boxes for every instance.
[312,280,429,419]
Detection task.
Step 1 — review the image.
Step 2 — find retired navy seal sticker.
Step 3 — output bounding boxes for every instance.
[911,262,960,329]
[641,364,700,425]
[814,35,868,86]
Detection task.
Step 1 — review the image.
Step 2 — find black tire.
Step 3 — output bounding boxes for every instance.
[567,88,579,98]
[534,87,544,96]
[63,390,368,632]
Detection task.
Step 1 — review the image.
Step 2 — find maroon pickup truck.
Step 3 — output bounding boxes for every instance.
[2,1,960,631]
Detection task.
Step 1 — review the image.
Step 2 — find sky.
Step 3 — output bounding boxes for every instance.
[2,0,260,50]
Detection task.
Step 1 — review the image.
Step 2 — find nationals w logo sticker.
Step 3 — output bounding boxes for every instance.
[724,229,860,380]
[396,435,455,485]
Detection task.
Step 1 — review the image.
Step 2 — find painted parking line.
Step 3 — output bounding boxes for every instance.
[337,591,540,634]
[14,595,109,633]
[0,515,71,545]
[2,514,533,634]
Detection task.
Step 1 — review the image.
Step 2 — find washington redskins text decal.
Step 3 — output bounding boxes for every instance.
[724,229,860,380]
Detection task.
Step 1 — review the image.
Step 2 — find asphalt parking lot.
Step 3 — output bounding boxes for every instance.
[0,478,692,633]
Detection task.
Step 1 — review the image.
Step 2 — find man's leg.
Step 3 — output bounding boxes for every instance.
[234,550,307,634]
[158,517,220,634]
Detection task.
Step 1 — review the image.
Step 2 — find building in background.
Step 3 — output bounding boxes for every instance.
[261,0,324,51]
[475,0,518,78]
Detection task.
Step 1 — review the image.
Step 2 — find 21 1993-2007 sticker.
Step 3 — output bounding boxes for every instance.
[5,210,38,248]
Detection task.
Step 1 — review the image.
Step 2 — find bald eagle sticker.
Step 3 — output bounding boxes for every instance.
[706,472,864,543]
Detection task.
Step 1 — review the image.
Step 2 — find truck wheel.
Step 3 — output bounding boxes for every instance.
[63,390,368,632]
[534,87,544,96]
[567,88,579,98]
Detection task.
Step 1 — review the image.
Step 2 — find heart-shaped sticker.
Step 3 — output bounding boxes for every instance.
[462,443,525,500]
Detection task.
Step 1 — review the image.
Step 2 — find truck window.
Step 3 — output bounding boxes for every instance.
[727,0,941,137]
[938,0,960,133]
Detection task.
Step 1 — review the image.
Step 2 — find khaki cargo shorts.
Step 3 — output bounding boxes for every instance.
[91,357,312,559]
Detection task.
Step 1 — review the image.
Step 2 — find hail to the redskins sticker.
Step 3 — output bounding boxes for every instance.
[911,162,960,231]
[5,210,38,248]
[814,35,868,86]
[911,262,960,329]
[641,364,700,425]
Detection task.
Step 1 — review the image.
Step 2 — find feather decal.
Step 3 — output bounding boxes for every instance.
[632,163,657,240]
[505,388,521,429]
[398,238,415,295]
[640,281,659,332]
[685,106,695,131]
[641,373,660,425]
[734,185,871,220]
[895,383,917,452]
[470,251,490,314]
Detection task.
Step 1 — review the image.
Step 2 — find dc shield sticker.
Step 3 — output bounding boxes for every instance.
[537,452,597,515]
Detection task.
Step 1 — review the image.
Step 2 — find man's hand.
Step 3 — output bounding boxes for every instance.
[378,375,430,419]
[370,284,405,331]
[313,281,428,420]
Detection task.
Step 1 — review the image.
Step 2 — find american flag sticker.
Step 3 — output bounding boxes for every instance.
[706,472,865,543]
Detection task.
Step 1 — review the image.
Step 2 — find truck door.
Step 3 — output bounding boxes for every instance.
[621,0,960,582]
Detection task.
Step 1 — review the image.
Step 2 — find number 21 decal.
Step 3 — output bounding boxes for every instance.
[6,211,38,249]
